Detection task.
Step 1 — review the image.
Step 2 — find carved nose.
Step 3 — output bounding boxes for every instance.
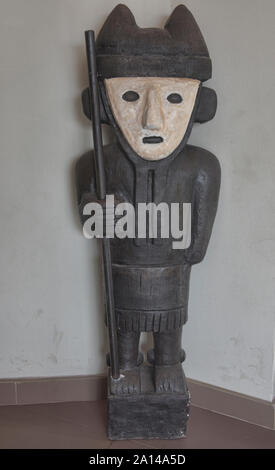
[142,90,164,131]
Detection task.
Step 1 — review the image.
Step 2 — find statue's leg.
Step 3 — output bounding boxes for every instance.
[110,330,142,395]
[153,327,185,393]
[118,330,141,370]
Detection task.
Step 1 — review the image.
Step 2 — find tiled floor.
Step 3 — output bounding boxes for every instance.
[0,401,274,449]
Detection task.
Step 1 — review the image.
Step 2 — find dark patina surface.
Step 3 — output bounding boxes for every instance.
[77,4,221,439]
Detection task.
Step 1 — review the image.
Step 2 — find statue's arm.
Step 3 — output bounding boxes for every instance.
[75,151,97,225]
[75,148,124,228]
[184,151,221,265]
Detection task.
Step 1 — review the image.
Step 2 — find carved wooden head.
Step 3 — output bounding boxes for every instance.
[82,4,217,159]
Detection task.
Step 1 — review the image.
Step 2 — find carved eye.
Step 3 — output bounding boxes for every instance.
[122,91,140,102]
[167,93,183,104]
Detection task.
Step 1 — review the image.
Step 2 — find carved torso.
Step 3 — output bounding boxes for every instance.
[76,141,220,266]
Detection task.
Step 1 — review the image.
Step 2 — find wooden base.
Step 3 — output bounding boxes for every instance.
[108,366,190,440]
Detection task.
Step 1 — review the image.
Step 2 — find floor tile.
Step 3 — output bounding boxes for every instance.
[0,401,273,449]
[137,406,275,449]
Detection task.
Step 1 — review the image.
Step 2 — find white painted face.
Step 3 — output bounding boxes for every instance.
[105,77,200,161]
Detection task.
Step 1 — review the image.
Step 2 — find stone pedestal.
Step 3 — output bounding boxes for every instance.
[108,366,190,440]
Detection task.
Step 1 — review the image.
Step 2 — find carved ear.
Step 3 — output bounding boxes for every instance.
[96,4,136,47]
[165,5,209,56]
[195,87,217,123]
[104,4,136,27]
[81,88,109,124]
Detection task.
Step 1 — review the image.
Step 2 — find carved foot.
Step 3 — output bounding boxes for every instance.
[110,367,141,396]
[154,363,185,393]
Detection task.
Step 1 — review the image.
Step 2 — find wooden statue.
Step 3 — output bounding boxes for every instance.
[76,4,221,439]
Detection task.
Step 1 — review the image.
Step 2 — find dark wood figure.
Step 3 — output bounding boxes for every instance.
[76,4,221,439]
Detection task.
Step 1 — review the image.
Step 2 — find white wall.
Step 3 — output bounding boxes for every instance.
[0,0,274,402]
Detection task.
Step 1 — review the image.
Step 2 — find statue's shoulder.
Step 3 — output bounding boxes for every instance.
[75,143,116,201]
[184,144,221,178]
[76,142,118,169]
[75,150,93,178]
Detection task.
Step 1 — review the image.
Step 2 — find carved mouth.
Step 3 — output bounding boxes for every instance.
[143,136,164,144]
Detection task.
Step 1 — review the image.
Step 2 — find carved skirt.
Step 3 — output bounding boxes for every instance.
[112,264,191,333]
